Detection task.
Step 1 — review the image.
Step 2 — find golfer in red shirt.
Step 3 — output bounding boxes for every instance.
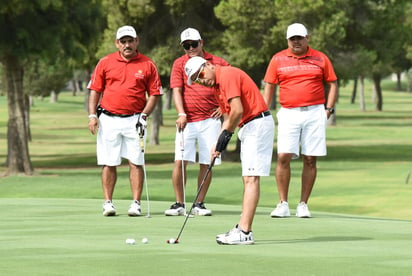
[88,25,163,217]
[165,28,230,217]
[185,56,275,245]
[263,23,338,218]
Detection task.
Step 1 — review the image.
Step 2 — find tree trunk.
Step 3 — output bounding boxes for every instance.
[350,77,358,104]
[359,76,366,112]
[50,90,58,103]
[164,89,172,110]
[396,72,402,91]
[4,54,33,175]
[372,74,383,111]
[150,96,163,145]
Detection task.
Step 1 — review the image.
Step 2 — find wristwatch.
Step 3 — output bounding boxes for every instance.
[325,107,335,114]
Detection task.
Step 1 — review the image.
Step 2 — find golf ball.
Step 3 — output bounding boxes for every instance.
[168,238,176,244]
[141,237,149,244]
[125,238,136,245]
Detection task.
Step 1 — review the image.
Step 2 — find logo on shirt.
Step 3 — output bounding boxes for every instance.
[135,70,145,79]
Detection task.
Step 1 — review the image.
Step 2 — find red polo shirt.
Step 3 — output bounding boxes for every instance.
[170,51,229,122]
[264,47,337,108]
[214,65,268,127]
[89,51,162,114]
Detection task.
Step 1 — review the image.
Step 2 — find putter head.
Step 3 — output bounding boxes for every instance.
[145,214,151,218]
[166,238,179,244]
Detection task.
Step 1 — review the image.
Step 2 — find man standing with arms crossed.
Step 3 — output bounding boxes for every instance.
[165,28,230,216]
[185,56,274,245]
[263,23,338,218]
[88,25,163,217]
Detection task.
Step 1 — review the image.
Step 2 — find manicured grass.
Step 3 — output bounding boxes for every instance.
[0,79,412,275]
[1,199,411,276]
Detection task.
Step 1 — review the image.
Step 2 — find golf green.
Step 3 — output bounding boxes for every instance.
[1,199,411,275]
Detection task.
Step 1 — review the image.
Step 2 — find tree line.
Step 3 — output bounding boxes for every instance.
[1,0,411,175]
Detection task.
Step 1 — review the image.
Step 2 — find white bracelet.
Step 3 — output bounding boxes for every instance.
[178,113,187,117]
[88,114,98,119]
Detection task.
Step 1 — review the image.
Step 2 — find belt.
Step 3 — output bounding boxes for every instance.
[98,106,139,118]
[288,104,322,111]
[240,111,271,127]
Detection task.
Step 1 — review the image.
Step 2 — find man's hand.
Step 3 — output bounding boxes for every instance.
[88,117,98,135]
[176,114,187,132]
[136,113,147,135]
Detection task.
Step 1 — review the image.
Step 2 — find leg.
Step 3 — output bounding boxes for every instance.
[196,163,212,203]
[129,160,144,202]
[300,155,317,203]
[102,165,117,201]
[239,176,260,232]
[171,160,186,204]
[275,153,293,202]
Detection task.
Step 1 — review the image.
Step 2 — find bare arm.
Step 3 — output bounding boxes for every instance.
[88,90,101,135]
[263,82,276,106]
[142,94,161,116]
[325,81,338,118]
[212,97,242,158]
[221,97,243,133]
[172,87,187,131]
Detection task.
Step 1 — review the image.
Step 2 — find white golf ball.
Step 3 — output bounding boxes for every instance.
[125,238,136,245]
[168,238,176,244]
[141,237,149,244]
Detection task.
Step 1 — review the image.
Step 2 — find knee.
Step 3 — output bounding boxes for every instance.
[303,156,317,168]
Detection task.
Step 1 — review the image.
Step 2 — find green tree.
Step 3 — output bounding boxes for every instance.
[96,0,225,144]
[215,0,277,83]
[342,0,410,110]
[0,0,104,175]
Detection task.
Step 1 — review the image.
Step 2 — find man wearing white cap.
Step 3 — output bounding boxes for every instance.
[88,25,163,217]
[165,28,230,217]
[263,23,338,218]
[184,56,274,245]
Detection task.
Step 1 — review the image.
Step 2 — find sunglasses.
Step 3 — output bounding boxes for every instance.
[193,65,206,84]
[182,41,199,50]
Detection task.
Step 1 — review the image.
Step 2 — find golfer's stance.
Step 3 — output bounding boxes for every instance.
[88,25,162,217]
[185,56,274,245]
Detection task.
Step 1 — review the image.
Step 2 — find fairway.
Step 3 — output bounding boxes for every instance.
[1,80,412,275]
[0,199,411,276]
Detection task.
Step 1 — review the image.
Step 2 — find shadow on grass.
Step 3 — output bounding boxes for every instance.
[256,236,372,245]
[325,144,411,162]
[30,152,175,168]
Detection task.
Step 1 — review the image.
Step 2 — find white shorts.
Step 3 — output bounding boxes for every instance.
[276,104,327,159]
[174,118,222,165]
[238,115,275,176]
[96,113,144,166]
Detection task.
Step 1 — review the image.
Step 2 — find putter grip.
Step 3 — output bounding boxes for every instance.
[139,134,144,153]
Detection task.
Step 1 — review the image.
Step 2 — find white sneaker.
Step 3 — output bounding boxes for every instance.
[164,202,185,216]
[296,202,311,218]
[270,201,290,217]
[191,202,212,216]
[128,200,141,216]
[102,200,116,216]
[216,225,254,245]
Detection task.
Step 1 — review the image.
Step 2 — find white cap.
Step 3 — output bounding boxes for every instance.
[180,28,202,44]
[184,56,206,85]
[286,23,308,39]
[116,25,137,39]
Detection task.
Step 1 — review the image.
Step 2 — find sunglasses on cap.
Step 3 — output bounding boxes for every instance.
[193,65,206,84]
[182,41,199,50]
